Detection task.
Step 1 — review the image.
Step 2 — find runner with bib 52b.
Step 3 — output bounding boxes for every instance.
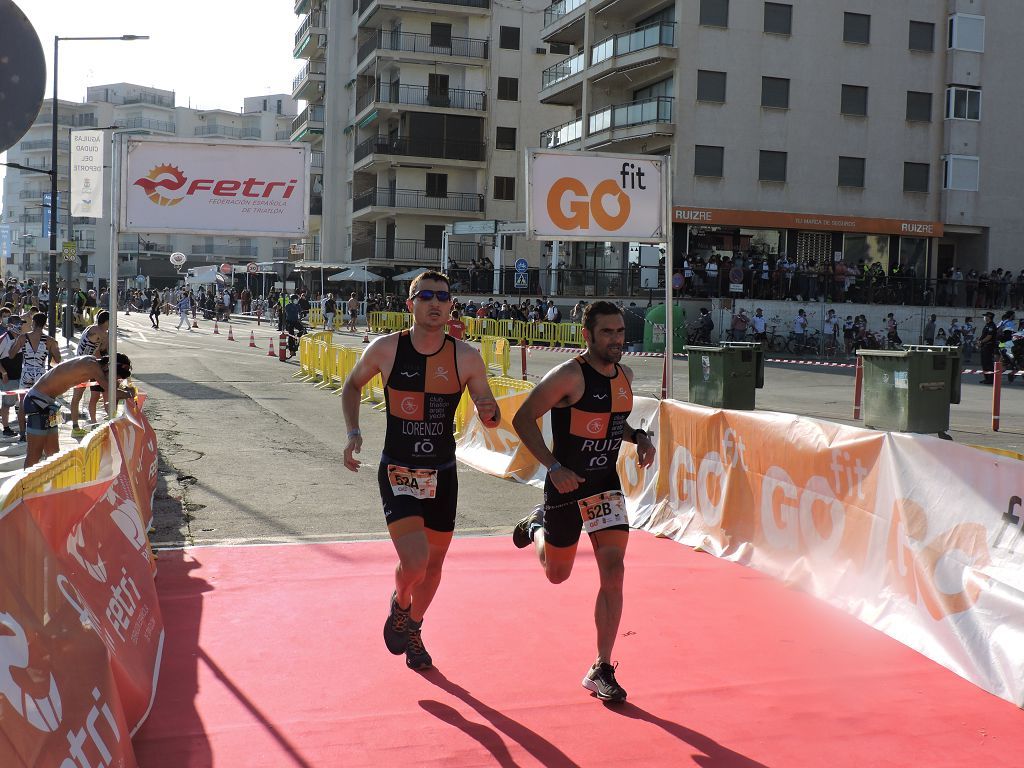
[341,271,500,672]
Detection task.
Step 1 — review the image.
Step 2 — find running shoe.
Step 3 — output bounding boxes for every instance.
[512,506,544,549]
[1,426,14,437]
[71,427,88,439]
[582,662,627,702]
[383,591,411,655]
[405,619,432,671]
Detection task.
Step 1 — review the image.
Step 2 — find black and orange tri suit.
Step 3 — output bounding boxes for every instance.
[378,330,464,531]
[543,355,633,546]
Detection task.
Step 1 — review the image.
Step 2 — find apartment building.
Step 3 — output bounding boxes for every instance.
[533,0,1023,280]
[1,84,298,289]
[295,0,574,272]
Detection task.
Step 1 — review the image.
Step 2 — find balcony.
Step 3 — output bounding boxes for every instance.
[195,124,245,138]
[276,129,292,141]
[355,83,487,120]
[587,96,675,149]
[294,0,310,12]
[119,239,172,253]
[539,52,585,104]
[20,189,44,200]
[122,93,175,109]
[291,104,325,141]
[353,135,486,168]
[357,0,489,24]
[292,60,327,101]
[311,150,324,168]
[310,195,323,216]
[357,29,488,66]
[191,244,259,257]
[20,139,70,152]
[241,126,262,139]
[352,187,485,217]
[589,22,677,85]
[294,10,328,58]
[122,117,176,133]
[74,238,96,251]
[539,117,583,149]
[352,238,478,264]
[541,0,586,45]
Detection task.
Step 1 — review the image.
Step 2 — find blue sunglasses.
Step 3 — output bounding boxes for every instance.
[411,289,452,302]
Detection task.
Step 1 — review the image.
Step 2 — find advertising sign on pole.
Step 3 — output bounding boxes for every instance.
[0,224,10,261]
[120,136,310,238]
[526,149,665,243]
[70,130,105,217]
[41,192,60,238]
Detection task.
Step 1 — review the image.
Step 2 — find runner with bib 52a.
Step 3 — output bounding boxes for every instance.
[512,300,655,702]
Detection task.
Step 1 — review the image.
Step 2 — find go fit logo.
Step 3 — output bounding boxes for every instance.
[133,164,298,207]
[546,162,648,232]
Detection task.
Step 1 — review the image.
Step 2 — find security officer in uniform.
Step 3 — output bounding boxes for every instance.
[978,311,997,384]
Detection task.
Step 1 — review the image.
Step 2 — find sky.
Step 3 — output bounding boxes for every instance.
[1,0,300,189]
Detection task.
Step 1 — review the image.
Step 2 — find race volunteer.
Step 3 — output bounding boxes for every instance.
[511,301,655,703]
[341,271,500,671]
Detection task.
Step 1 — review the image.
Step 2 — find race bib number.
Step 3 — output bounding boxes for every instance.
[387,465,438,500]
[577,491,626,534]
[46,408,59,429]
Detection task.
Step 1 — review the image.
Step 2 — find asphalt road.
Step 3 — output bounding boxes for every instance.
[113,312,1023,549]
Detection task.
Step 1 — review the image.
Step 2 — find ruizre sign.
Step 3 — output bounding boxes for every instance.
[120,136,310,238]
[527,149,665,243]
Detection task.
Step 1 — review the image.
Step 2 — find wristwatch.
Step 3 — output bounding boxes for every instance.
[633,428,648,443]
[347,428,361,439]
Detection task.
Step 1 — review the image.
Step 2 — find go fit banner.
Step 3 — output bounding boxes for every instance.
[0,405,163,768]
[456,397,1024,707]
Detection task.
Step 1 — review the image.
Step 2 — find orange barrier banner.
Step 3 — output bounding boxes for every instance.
[0,404,163,767]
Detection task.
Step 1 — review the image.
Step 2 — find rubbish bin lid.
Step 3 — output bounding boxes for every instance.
[855,349,908,358]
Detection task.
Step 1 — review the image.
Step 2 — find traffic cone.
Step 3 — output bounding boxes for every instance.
[228,325,236,341]
[249,330,257,348]
[213,320,220,335]
[267,338,276,357]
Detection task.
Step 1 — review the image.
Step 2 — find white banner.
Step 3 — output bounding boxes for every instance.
[70,130,104,217]
[526,149,665,242]
[120,136,310,237]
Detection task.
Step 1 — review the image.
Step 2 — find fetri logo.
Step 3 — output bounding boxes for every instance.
[133,164,298,207]
[546,162,646,232]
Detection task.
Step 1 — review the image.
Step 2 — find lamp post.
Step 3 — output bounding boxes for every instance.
[49,35,148,342]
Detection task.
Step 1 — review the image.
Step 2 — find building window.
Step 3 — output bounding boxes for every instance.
[499,26,521,50]
[430,23,453,48]
[424,225,445,249]
[694,145,724,177]
[761,76,790,108]
[425,173,447,198]
[549,42,571,55]
[497,77,519,101]
[838,156,865,188]
[494,176,516,200]
[841,84,868,116]
[946,86,981,120]
[759,150,787,182]
[843,12,870,44]
[763,3,792,35]
[943,155,980,191]
[909,20,934,51]
[700,0,729,28]
[903,162,930,193]
[906,91,932,122]
[501,235,514,250]
[496,126,517,150]
[948,14,985,52]
[696,70,727,103]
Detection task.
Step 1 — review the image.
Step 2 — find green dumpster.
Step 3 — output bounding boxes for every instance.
[857,347,960,435]
[686,345,758,410]
[722,341,766,389]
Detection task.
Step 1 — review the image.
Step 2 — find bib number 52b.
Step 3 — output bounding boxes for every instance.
[577,491,626,534]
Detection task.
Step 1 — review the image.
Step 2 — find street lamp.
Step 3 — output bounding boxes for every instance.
[49,34,148,341]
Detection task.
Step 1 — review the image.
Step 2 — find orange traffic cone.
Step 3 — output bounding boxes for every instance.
[213,320,220,335]
[249,331,257,348]
[267,338,276,357]
[227,325,236,341]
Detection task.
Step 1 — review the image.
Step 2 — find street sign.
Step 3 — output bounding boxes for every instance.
[246,261,259,274]
[452,220,497,235]
[514,258,528,273]
[497,221,526,234]
[61,241,77,262]
[514,272,528,289]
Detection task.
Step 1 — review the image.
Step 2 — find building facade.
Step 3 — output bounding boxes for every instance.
[1,84,299,290]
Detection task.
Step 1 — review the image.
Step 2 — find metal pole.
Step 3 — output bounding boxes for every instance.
[442,228,449,273]
[492,236,501,295]
[107,133,120,417]
[662,158,674,400]
[64,126,74,346]
[550,240,559,295]
[48,36,59,339]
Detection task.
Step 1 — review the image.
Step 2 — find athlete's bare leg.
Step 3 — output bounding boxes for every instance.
[387,517,453,622]
[590,529,628,663]
[534,528,578,584]
[70,386,85,427]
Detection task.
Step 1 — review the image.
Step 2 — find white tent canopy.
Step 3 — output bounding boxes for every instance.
[391,267,429,281]
[327,266,384,282]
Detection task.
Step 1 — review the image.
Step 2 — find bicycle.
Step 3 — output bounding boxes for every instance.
[786,329,821,355]
[761,324,787,353]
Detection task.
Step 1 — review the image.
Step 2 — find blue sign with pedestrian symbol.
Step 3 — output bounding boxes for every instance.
[515,258,528,273]
[514,272,528,289]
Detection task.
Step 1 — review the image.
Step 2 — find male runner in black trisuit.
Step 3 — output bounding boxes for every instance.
[512,301,655,701]
[342,271,500,670]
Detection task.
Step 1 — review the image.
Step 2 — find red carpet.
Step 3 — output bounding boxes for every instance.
[134,534,1023,767]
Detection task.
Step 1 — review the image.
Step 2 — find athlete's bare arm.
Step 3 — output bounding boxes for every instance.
[455,341,499,428]
[512,361,586,494]
[340,334,398,472]
[617,365,656,468]
[47,337,61,365]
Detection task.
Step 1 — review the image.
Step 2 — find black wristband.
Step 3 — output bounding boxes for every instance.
[633,428,647,443]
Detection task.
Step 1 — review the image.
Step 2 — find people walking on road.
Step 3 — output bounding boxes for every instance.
[149,289,162,328]
[69,310,110,437]
[175,291,194,331]
[341,271,500,671]
[284,294,304,358]
[510,301,655,702]
[346,292,360,333]
[324,293,336,331]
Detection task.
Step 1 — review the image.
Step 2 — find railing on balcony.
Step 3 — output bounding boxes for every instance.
[591,22,676,65]
[356,82,487,113]
[358,0,489,14]
[191,245,259,257]
[295,10,328,46]
[293,61,327,92]
[72,217,98,226]
[276,129,291,140]
[541,52,584,89]
[20,139,69,152]
[311,150,324,168]
[122,117,176,133]
[75,238,96,250]
[19,189,43,200]
[539,117,583,148]
[74,115,98,128]
[543,0,585,27]
[123,93,175,108]
[357,29,489,62]
[352,238,478,263]
[353,187,485,213]
[292,105,326,134]
[195,124,245,138]
[354,135,486,163]
[589,96,674,134]
[241,126,262,139]
[119,239,171,252]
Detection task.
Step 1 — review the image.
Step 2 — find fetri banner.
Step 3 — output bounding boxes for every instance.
[456,396,1024,706]
[120,135,310,238]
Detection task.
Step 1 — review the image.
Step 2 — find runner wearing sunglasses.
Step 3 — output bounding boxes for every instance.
[341,271,500,671]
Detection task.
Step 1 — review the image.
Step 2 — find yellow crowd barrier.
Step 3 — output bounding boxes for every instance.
[481,336,511,377]
[367,312,412,334]
[453,376,535,437]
